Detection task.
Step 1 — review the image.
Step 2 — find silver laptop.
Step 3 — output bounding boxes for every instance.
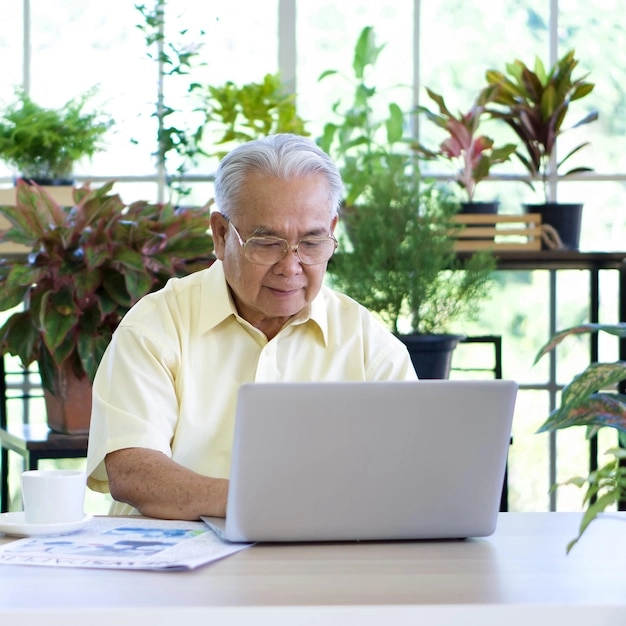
[203,379,517,543]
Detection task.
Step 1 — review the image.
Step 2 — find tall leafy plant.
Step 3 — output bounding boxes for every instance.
[135,0,207,197]
[534,323,626,552]
[317,25,410,207]
[321,26,494,336]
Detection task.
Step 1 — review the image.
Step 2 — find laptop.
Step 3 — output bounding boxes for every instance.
[202,379,517,543]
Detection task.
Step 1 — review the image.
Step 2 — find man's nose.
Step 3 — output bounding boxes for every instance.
[274,246,303,273]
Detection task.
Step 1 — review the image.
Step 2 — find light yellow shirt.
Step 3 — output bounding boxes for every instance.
[86,261,417,514]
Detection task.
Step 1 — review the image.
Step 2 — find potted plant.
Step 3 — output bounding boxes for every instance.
[319,26,495,378]
[0,89,113,185]
[329,165,495,379]
[534,323,626,551]
[414,86,517,213]
[318,26,495,377]
[485,49,598,249]
[0,180,213,434]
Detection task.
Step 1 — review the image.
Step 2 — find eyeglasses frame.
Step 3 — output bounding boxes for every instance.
[222,214,338,266]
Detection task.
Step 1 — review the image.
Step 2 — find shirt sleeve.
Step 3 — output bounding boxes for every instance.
[86,322,180,494]
[359,307,418,382]
[365,330,419,381]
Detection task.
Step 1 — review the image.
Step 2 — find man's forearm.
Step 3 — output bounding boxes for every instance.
[105,447,228,520]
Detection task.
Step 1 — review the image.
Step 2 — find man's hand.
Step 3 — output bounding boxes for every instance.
[105,448,228,520]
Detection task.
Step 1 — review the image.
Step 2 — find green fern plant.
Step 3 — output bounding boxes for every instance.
[0,89,112,182]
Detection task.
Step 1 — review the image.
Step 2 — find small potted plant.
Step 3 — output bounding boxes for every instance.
[414,86,517,212]
[485,49,598,249]
[0,89,113,185]
[0,180,213,434]
[534,323,626,552]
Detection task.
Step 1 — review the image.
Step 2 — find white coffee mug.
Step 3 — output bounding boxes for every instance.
[21,469,86,525]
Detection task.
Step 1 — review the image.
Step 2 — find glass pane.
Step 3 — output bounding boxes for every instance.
[26,0,155,177]
[183,0,279,177]
[555,427,590,511]
[202,0,278,84]
[26,0,278,182]
[559,0,626,175]
[509,390,551,511]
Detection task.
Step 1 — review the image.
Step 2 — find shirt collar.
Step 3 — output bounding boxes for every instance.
[290,289,329,345]
[199,261,238,333]
[199,261,329,345]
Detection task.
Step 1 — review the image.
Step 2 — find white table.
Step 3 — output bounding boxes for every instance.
[0,512,624,626]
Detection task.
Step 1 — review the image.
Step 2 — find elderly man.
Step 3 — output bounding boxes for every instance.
[86,134,417,520]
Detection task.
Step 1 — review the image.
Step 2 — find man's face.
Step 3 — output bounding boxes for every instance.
[211,172,338,339]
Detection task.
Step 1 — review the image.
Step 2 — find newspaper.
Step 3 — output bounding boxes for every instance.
[0,516,252,571]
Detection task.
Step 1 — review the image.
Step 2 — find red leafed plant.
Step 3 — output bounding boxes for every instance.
[414,86,517,202]
[0,180,213,392]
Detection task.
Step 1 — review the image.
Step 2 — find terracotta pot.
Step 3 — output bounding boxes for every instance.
[43,362,92,434]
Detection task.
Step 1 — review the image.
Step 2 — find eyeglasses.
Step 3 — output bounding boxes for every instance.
[225,217,338,266]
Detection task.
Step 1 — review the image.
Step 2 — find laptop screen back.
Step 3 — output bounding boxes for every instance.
[217,380,517,543]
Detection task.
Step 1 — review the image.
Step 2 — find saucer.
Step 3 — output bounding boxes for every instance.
[0,512,93,538]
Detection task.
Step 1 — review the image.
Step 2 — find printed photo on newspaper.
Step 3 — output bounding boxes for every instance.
[0,516,252,571]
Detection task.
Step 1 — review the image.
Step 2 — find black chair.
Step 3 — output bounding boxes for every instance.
[453,334,502,379]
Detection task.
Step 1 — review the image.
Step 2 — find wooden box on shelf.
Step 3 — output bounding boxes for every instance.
[452,213,542,252]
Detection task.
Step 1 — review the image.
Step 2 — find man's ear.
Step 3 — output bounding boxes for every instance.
[210,212,228,261]
[330,214,338,234]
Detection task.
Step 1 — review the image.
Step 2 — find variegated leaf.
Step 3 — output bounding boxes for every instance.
[537,393,626,433]
[534,323,626,364]
[561,362,626,404]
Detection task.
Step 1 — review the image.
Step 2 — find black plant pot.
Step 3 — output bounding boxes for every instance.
[459,201,499,215]
[397,333,464,379]
[523,203,583,251]
[16,176,75,187]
